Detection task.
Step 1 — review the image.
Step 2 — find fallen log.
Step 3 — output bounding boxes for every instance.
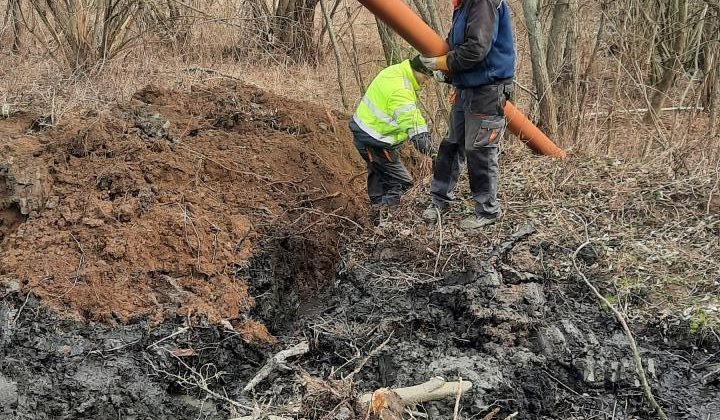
[366,388,405,420]
[360,377,472,420]
[359,376,472,406]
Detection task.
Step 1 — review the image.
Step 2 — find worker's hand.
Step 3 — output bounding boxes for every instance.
[419,55,449,72]
[433,71,452,84]
[410,132,434,156]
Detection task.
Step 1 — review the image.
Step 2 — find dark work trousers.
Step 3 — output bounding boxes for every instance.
[349,120,413,206]
[430,82,512,217]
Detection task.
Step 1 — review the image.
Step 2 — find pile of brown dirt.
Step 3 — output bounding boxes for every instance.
[0,82,366,325]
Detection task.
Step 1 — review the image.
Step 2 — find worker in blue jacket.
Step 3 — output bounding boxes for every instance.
[419,0,516,230]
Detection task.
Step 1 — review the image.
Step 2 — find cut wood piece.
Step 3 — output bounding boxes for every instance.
[359,377,472,406]
[369,388,404,420]
[242,341,309,393]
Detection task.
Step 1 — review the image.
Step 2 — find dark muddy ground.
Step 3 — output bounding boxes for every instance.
[296,221,720,420]
[0,286,266,420]
[2,219,718,420]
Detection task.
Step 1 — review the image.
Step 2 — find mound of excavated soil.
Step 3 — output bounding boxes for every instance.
[0,82,365,324]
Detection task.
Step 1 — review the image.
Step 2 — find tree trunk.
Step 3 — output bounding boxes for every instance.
[546,0,573,82]
[376,17,403,65]
[573,7,606,147]
[563,2,580,109]
[547,0,579,133]
[8,0,22,52]
[249,1,273,45]
[319,0,349,109]
[702,11,719,138]
[412,0,444,35]
[345,0,367,92]
[520,0,559,135]
[709,44,720,138]
[646,0,689,123]
[165,0,190,45]
[275,0,320,60]
[710,77,720,139]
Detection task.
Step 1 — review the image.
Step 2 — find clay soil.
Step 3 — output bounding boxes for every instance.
[0,82,365,325]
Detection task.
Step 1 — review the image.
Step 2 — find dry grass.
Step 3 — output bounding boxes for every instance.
[341,140,720,337]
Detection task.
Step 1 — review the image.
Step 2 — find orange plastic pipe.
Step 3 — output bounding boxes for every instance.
[504,102,566,158]
[357,0,567,158]
[357,0,448,57]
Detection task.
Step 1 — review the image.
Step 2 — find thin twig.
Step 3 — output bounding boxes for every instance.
[49,232,87,301]
[345,332,393,381]
[481,408,501,420]
[146,326,190,349]
[146,352,254,412]
[573,8,606,145]
[572,241,668,420]
[452,376,463,420]
[235,227,254,252]
[513,80,538,101]
[433,207,443,276]
[12,292,32,324]
[585,106,704,118]
[289,207,363,230]
[707,160,720,214]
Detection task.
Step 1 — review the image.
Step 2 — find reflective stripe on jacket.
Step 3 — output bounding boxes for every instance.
[352,59,428,147]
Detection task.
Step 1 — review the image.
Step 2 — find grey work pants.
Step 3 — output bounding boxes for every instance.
[430,83,511,217]
[350,120,413,206]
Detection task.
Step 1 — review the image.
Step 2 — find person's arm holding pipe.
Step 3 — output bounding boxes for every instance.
[420,0,499,75]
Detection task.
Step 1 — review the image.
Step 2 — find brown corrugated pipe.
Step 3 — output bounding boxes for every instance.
[357,0,567,159]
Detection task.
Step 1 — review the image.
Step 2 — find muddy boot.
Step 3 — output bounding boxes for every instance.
[378,206,393,227]
[458,211,502,230]
[369,204,382,226]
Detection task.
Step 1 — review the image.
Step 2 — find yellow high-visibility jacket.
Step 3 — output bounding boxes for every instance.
[352,59,429,146]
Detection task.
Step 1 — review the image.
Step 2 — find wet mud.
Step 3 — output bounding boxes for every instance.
[306,253,720,419]
[2,227,718,419]
[0,289,265,420]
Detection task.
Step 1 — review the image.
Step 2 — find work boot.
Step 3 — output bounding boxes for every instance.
[458,211,503,231]
[422,204,445,222]
[369,204,382,226]
[378,206,393,227]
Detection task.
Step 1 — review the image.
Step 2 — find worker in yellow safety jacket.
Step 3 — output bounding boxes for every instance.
[349,55,435,211]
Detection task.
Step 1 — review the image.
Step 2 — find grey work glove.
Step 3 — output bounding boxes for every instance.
[410,132,437,158]
[433,71,452,84]
[419,55,448,72]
